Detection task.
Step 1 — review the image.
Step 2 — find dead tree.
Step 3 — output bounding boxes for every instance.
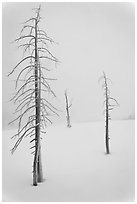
[65,90,72,128]
[8,5,59,186]
[99,71,119,154]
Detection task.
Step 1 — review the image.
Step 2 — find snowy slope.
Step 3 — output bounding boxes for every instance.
[2,120,134,202]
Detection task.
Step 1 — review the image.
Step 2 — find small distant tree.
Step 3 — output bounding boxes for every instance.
[64,90,72,128]
[8,5,59,186]
[99,71,119,154]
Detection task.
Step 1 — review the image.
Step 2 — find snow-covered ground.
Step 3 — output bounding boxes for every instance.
[2,120,135,202]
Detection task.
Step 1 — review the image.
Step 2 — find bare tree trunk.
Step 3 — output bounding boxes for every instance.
[37,146,43,182]
[66,105,71,128]
[33,154,37,186]
[105,108,109,154]
[33,15,42,186]
[65,91,72,128]
[105,79,110,154]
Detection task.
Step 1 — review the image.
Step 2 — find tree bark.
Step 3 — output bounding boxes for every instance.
[33,154,38,186]
[105,110,109,154]
[37,146,43,182]
[105,80,110,154]
[66,107,71,128]
[65,92,71,128]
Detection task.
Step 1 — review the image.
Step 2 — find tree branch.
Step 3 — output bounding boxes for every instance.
[8,56,35,76]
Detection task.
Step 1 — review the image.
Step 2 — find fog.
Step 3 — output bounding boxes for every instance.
[2,2,135,128]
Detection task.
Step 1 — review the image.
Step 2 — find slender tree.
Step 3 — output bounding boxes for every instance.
[8,5,59,186]
[99,71,119,154]
[64,90,72,128]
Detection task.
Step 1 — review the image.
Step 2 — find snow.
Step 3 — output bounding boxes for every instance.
[2,120,134,202]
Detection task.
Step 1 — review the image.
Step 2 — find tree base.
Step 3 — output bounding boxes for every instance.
[33,183,38,186]
[37,175,44,183]
[105,152,110,155]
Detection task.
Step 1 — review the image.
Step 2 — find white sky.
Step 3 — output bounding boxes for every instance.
[2,2,135,127]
